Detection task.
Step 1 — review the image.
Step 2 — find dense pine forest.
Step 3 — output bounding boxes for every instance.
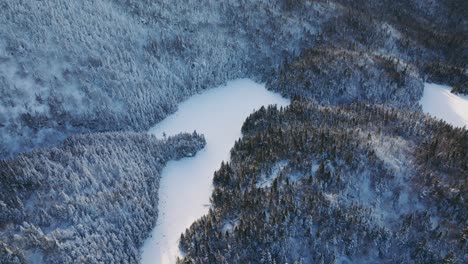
[0,0,467,263]
[0,0,466,157]
[179,101,467,263]
[0,132,205,263]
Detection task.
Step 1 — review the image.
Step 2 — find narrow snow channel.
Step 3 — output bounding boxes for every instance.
[419,83,468,128]
[140,79,290,264]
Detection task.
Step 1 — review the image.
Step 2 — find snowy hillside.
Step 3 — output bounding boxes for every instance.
[0,133,205,263]
[0,1,466,263]
[180,101,467,263]
[0,0,466,157]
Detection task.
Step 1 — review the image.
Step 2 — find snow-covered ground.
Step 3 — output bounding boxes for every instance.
[420,83,468,128]
[140,79,290,264]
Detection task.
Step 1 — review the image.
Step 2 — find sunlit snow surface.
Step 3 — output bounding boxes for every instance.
[420,83,468,128]
[141,79,290,264]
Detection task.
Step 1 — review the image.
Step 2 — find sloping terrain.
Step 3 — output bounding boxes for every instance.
[0,0,466,157]
[179,101,467,263]
[267,48,424,107]
[0,1,467,263]
[0,132,205,263]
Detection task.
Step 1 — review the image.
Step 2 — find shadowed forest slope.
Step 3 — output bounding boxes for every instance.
[180,101,467,263]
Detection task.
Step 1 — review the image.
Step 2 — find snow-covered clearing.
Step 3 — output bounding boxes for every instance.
[420,83,468,128]
[140,79,289,264]
[256,161,288,188]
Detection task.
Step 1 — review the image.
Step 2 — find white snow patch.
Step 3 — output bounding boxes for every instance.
[25,249,44,264]
[370,134,409,173]
[140,79,289,264]
[420,83,468,128]
[289,171,305,182]
[311,163,320,174]
[430,215,440,230]
[324,193,338,205]
[221,218,239,234]
[256,161,288,188]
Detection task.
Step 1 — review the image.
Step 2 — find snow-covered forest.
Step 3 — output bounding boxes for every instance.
[0,132,205,263]
[0,0,466,157]
[0,0,467,263]
[179,101,467,263]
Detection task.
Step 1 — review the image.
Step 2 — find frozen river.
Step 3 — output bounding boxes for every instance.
[420,83,468,128]
[140,79,289,264]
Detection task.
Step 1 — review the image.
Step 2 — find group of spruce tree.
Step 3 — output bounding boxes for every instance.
[0,0,466,157]
[179,101,467,263]
[0,0,466,263]
[0,132,205,263]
